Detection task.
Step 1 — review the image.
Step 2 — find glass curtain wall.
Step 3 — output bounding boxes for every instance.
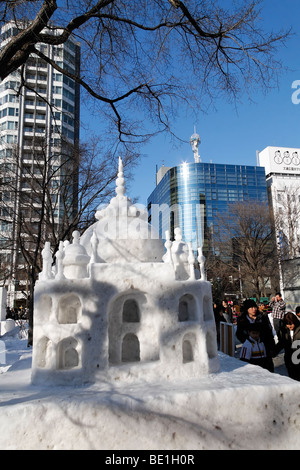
[148,162,268,254]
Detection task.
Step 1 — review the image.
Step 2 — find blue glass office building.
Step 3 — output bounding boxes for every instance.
[147,162,269,253]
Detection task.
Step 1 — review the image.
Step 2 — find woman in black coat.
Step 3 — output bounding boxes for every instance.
[236,299,276,371]
[276,312,300,381]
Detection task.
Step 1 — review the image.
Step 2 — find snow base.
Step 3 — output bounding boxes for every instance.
[1,349,300,450]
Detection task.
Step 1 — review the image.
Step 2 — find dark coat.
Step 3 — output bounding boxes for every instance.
[276,324,300,381]
[236,312,276,356]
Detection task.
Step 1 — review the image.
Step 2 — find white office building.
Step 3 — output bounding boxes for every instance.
[0,22,80,308]
[258,146,300,305]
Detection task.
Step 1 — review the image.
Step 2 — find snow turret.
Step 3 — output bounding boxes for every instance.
[62,231,90,279]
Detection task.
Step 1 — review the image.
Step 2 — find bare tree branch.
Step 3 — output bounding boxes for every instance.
[206,201,279,300]
[0,0,292,146]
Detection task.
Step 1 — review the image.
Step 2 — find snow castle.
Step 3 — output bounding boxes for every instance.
[31,158,219,385]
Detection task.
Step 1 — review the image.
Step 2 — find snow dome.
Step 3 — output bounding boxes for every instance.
[80,158,165,263]
[31,158,219,386]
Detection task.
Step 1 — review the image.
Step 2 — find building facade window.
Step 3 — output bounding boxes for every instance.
[0,21,81,309]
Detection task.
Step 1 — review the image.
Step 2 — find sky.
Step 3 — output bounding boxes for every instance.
[82,0,300,206]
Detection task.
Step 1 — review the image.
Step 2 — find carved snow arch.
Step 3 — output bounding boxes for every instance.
[122,298,140,323]
[108,292,146,365]
[182,332,196,363]
[36,336,52,368]
[57,337,79,369]
[121,333,140,363]
[178,293,197,322]
[57,294,82,324]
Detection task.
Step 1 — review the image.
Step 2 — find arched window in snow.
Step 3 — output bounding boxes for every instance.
[108,291,146,365]
[122,299,140,323]
[121,333,140,363]
[182,333,196,363]
[57,337,79,369]
[57,294,82,324]
[36,336,52,368]
[206,329,217,359]
[182,340,193,363]
[178,294,197,322]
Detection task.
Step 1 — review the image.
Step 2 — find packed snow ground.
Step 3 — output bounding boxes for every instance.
[1,325,300,450]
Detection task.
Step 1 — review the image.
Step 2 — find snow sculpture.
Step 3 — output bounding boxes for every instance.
[31,157,219,385]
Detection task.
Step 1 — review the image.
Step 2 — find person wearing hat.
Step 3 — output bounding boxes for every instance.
[236,298,275,372]
[240,323,272,371]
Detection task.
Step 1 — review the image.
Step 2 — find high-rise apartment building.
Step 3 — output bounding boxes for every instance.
[0,22,80,307]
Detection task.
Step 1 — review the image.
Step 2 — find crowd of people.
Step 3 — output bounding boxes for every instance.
[6,306,28,321]
[214,293,300,381]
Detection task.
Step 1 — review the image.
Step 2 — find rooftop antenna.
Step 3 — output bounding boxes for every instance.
[190,126,201,163]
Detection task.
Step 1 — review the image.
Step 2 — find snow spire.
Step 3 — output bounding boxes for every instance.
[115,156,126,198]
[197,246,206,281]
[39,242,54,280]
[188,242,196,280]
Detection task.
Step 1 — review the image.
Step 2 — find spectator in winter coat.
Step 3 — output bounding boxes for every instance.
[275,312,300,381]
[222,299,233,323]
[236,298,275,372]
[240,323,273,372]
[269,292,286,335]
